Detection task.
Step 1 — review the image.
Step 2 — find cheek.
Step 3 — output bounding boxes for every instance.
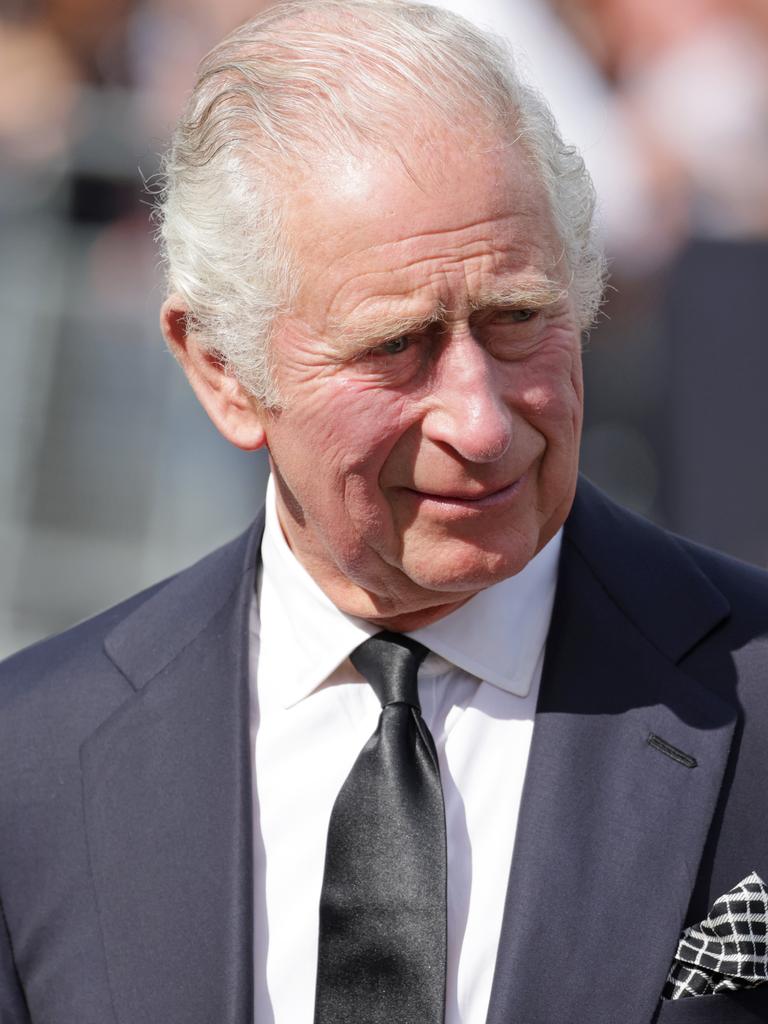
[275,380,413,489]
[513,353,582,528]
[515,352,583,442]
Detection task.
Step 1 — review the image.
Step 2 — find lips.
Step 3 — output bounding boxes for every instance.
[413,483,513,501]
[401,474,526,508]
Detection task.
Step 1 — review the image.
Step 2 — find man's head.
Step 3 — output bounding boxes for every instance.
[159,0,606,628]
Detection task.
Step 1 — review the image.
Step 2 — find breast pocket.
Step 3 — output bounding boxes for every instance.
[654,986,768,1022]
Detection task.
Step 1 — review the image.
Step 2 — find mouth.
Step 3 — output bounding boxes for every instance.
[401,474,527,511]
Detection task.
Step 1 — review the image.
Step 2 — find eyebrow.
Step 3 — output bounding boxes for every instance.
[329,276,567,357]
[468,280,567,311]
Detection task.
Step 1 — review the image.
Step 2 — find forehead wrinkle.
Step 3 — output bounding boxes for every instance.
[324,207,539,275]
[388,212,525,247]
[324,240,549,318]
[354,235,552,292]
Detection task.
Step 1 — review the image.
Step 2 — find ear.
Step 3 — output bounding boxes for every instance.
[160,294,267,451]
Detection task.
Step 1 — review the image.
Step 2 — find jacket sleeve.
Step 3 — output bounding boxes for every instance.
[0,896,30,1023]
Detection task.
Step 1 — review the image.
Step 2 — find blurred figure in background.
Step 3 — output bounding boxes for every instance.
[551,0,768,561]
[553,0,768,242]
[0,4,79,169]
[0,0,273,655]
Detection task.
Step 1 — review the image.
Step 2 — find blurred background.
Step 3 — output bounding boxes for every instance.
[1,0,767,656]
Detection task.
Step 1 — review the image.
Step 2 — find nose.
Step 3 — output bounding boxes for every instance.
[422,334,514,463]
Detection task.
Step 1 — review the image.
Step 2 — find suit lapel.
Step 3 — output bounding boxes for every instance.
[81,518,263,1024]
[487,481,738,1024]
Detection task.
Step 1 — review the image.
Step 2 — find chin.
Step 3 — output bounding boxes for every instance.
[401,540,537,594]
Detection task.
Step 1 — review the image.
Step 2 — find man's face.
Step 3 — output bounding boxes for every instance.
[258,137,583,626]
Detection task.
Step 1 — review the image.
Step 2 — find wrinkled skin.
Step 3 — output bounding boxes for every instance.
[165,136,584,630]
[257,140,583,629]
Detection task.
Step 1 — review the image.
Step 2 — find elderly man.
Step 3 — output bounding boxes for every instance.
[2,1,768,1022]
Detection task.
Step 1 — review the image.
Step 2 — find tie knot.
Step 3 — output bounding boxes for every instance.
[350,631,429,709]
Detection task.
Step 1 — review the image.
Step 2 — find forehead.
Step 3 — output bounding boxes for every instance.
[281,138,565,331]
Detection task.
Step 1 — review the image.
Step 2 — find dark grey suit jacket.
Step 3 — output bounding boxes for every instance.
[2,478,768,1023]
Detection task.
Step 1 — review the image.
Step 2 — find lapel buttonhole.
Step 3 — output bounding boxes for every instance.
[647,733,698,769]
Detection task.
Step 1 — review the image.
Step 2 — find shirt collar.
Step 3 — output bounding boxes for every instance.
[256,475,562,709]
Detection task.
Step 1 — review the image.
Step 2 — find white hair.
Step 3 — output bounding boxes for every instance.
[157,0,606,404]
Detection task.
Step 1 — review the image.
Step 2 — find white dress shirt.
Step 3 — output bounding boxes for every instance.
[251,476,561,1024]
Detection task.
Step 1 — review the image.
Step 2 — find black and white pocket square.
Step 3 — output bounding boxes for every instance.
[664,871,768,1000]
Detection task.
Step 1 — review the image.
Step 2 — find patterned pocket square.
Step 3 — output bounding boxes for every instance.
[664,872,768,1000]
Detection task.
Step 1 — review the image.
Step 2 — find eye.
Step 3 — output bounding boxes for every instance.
[375,336,410,355]
[501,308,537,323]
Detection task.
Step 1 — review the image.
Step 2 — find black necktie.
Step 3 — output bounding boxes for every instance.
[314,631,447,1024]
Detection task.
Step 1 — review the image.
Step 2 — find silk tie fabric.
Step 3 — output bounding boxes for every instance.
[314,631,447,1024]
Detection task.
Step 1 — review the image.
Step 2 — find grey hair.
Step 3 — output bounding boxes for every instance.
[157,0,606,404]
